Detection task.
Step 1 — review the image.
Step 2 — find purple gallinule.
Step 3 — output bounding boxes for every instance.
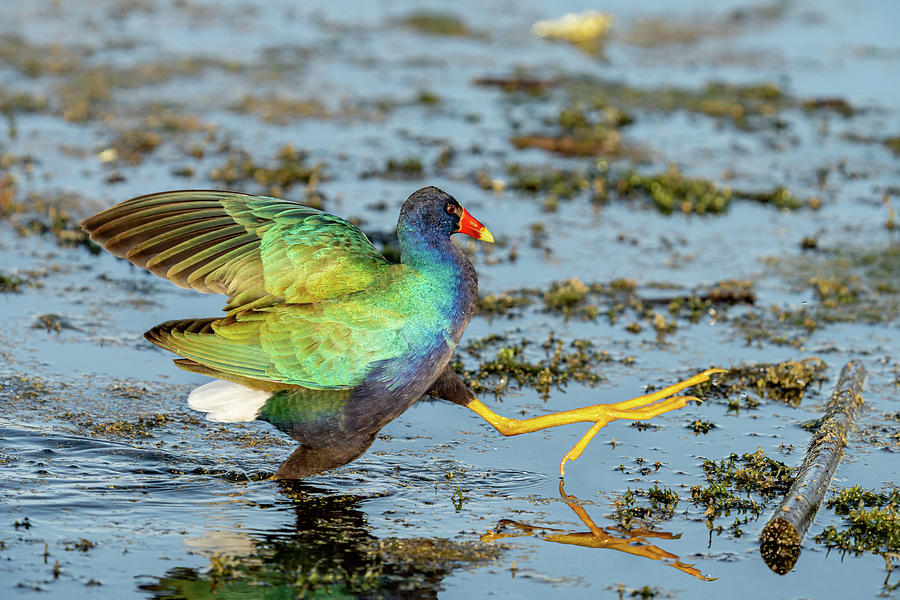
[82,187,721,478]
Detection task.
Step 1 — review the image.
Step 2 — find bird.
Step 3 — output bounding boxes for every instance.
[81,186,722,479]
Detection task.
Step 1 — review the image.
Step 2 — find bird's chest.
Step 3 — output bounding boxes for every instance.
[382,272,474,394]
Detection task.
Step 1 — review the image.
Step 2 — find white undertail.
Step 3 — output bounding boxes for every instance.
[187,380,272,422]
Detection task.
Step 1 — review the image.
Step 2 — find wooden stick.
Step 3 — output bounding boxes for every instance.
[759,360,867,574]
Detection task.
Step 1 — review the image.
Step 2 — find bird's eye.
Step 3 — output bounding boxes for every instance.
[445,203,456,215]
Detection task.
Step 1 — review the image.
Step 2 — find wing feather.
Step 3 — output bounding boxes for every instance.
[145,302,411,390]
[82,190,390,312]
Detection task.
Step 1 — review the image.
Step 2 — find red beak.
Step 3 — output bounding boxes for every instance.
[455,207,494,242]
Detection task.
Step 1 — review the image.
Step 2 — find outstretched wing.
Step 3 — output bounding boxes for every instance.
[81,190,390,312]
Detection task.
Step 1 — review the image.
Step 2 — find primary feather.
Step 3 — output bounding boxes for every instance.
[81,190,390,313]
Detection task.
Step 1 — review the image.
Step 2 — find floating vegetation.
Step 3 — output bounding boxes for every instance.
[108,129,163,165]
[859,411,900,452]
[506,162,593,199]
[690,448,794,534]
[476,277,755,351]
[90,415,169,438]
[609,485,679,529]
[368,157,425,180]
[622,2,789,48]
[730,306,821,347]
[565,79,787,130]
[0,34,85,78]
[512,103,634,158]
[33,313,78,333]
[0,271,24,293]
[484,161,813,214]
[0,88,48,118]
[400,12,470,37]
[801,97,856,117]
[690,419,716,434]
[1,188,99,253]
[616,167,731,215]
[231,95,330,123]
[473,75,559,95]
[697,358,826,407]
[617,168,817,214]
[486,72,859,132]
[210,144,325,205]
[543,277,593,318]
[730,244,900,347]
[702,448,794,496]
[452,333,614,399]
[816,487,900,558]
[477,290,534,318]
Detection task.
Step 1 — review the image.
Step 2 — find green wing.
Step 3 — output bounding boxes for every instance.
[81,190,390,312]
[146,297,415,389]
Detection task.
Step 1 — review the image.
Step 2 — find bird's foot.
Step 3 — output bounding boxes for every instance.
[466,368,726,477]
[558,368,726,476]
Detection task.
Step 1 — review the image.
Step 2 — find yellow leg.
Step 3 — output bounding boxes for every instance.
[465,368,725,477]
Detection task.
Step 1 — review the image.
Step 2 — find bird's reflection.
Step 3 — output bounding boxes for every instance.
[138,480,500,599]
[481,482,715,582]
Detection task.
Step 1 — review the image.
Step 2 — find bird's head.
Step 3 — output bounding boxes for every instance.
[400,186,494,244]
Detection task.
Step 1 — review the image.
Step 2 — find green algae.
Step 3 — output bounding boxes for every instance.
[883,136,900,155]
[506,163,593,199]
[476,277,755,350]
[816,487,899,557]
[859,411,900,452]
[0,185,99,252]
[609,486,679,530]
[801,97,856,117]
[701,448,794,496]
[87,414,170,439]
[33,313,78,333]
[616,167,731,215]
[64,539,96,553]
[489,71,858,135]
[740,246,900,345]
[543,277,595,318]
[695,358,826,407]
[0,88,48,118]
[489,160,812,214]
[566,79,786,130]
[230,95,330,123]
[511,102,636,158]
[453,333,613,400]
[0,271,24,293]
[209,144,325,205]
[689,419,716,434]
[8,204,98,253]
[616,168,817,215]
[400,13,470,37]
[379,157,425,179]
[622,2,789,49]
[690,449,794,532]
[477,290,534,317]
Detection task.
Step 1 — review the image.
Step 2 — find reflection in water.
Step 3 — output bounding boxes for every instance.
[139,481,501,599]
[481,482,715,582]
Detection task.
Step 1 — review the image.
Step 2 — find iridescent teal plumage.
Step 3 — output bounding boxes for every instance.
[82,186,489,477]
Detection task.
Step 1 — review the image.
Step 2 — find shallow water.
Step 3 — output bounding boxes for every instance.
[1,0,899,598]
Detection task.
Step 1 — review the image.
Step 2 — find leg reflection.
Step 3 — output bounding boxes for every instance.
[481,481,715,581]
